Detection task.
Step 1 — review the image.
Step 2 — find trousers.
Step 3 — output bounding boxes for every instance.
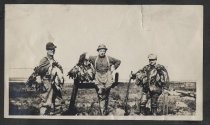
[95,71,113,115]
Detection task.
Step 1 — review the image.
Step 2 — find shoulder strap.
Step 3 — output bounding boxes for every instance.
[45,56,49,60]
[46,56,54,64]
[52,71,57,82]
[106,56,110,69]
[94,56,99,69]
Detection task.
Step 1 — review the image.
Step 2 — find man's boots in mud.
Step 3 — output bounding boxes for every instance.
[139,106,146,115]
[151,107,158,116]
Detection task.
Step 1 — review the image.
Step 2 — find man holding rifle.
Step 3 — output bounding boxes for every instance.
[130,54,169,115]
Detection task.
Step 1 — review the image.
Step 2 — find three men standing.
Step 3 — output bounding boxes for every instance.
[28,42,169,116]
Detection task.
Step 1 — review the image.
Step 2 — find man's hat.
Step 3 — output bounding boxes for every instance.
[46,42,57,50]
[148,53,157,60]
[97,44,108,51]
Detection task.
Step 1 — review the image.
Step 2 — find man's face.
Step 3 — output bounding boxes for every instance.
[149,59,157,66]
[47,49,55,56]
[98,49,106,57]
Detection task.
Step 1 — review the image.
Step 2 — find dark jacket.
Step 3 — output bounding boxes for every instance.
[34,56,63,78]
[135,64,169,88]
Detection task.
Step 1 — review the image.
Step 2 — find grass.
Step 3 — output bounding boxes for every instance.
[9,82,196,116]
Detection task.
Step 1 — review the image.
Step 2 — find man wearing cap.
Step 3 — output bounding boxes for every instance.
[33,42,64,114]
[130,54,169,115]
[88,44,121,115]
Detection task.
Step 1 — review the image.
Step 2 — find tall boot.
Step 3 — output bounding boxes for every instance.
[103,98,109,115]
[134,103,141,115]
[103,88,110,115]
[151,107,157,116]
[139,106,146,115]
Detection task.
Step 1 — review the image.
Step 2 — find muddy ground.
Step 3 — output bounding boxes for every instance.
[9,82,196,116]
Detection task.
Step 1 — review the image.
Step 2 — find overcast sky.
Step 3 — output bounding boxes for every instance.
[5,5,203,82]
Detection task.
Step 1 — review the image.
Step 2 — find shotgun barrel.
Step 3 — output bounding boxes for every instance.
[124,71,133,115]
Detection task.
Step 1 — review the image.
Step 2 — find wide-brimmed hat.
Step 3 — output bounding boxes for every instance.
[46,42,57,50]
[97,44,108,51]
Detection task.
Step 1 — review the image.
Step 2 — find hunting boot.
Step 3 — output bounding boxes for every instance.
[151,107,157,116]
[134,103,141,115]
[103,98,109,115]
[139,106,146,115]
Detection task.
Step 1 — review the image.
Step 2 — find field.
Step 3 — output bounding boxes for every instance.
[9,82,196,116]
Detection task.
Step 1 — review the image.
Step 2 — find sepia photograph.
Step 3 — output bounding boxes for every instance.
[4,4,203,120]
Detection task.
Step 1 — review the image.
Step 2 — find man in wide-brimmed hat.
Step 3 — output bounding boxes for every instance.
[88,44,121,115]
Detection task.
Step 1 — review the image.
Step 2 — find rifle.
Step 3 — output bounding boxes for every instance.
[162,69,170,115]
[162,90,169,115]
[97,94,103,115]
[94,85,103,115]
[110,72,119,88]
[124,71,133,115]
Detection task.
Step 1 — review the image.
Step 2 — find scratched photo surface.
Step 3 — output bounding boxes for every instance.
[4,5,203,120]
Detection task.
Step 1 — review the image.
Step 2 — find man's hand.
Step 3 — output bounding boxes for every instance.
[163,89,169,94]
[55,85,62,91]
[129,73,136,79]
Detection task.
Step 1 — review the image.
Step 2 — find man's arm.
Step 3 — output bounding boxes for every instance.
[52,60,63,73]
[108,56,121,70]
[34,57,50,74]
[130,65,149,79]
